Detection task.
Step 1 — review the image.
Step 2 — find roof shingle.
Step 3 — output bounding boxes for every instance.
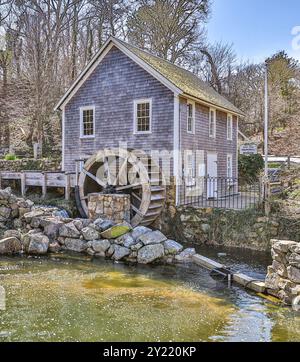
[117,38,243,115]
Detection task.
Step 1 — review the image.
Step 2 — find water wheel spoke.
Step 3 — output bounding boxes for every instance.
[131,204,144,216]
[116,182,142,191]
[82,168,106,188]
[131,191,142,202]
[115,157,128,186]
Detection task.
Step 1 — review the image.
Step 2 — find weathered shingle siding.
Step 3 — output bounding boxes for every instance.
[179,97,238,178]
[64,46,174,172]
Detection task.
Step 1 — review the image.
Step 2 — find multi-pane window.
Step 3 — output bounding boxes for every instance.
[227,114,233,140]
[80,107,95,137]
[209,108,216,138]
[134,99,152,133]
[187,102,195,133]
[227,154,233,178]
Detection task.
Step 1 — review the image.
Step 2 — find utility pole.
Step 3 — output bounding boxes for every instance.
[264,61,270,215]
[264,62,269,180]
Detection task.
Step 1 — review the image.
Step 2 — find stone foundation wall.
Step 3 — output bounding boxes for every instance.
[0,187,195,265]
[0,158,61,172]
[265,240,300,305]
[159,206,280,251]
[88,193,130,224]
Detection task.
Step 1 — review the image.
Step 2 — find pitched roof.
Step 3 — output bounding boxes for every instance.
[117,39,243,115]
[55,37,243,116]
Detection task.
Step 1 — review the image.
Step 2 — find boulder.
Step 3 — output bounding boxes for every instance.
[23,209,47,223]
[265,270,281,291]
[112,245,131,261]
[49,242,61,253]
[175,248,196,262]
[289,243,300,254]
[130,242,143,251]
[288,253,300,268]
[271,249,287,265]
[114,234,135,248]
[91,239,111,253]
[137,244,164,264]
[27,233,49,255]
[42,218,65,240]
[272,240,297,254]
[138,230,167,246]
[64,238,88,252]
[3,229,21,239]
[0,206,11,219]
[59,222,81,238]
[163,239,183,255]
[287,266,300,284]
[100,223,132,239]
[106,244,115,257]
[0,237,22,254]
[22,229,42,248]
[272,260,288,278]
[130,226,152,241]
[81,226,100,241]
[0,188,11,202]
[86,247,95,256]
[73,219,92,231]
[93,218,115,232]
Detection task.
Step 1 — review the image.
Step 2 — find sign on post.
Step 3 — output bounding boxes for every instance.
[240,143,258,155]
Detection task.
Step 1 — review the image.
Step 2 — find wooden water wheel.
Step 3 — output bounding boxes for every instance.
[77,149,166,227]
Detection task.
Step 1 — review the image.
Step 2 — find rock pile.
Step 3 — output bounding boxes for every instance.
[0,187,195,265]
[265,239,300,305]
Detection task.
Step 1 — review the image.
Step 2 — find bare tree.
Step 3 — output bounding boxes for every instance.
[191,42,236,95]
[127,0,210,64]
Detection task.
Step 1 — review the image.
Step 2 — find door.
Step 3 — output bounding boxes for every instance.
[207,153,218,198]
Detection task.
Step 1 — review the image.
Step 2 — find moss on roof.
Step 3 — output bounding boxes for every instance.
[118,39,243,115]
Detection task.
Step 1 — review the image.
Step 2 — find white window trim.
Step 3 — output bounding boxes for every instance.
[209,108,216,138]
[227,114,233,141]
[133,98,152,134]
[227,153,233,178]
[187,100,195,134]
[80,106,95,139]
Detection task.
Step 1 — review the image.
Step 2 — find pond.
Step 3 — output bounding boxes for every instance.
[0,251,299,342]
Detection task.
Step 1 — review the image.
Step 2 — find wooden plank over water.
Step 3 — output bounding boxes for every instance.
[192,253,266,294]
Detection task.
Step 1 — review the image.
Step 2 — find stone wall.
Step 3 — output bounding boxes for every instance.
[159,205,300,252]
[265,240,300,305]
[0,187,195,265]
[0,158,61,172]
[88,193,130,224]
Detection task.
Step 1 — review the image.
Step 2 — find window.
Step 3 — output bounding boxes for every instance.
[80,106,95,138]
[227,114,233,140]
[209,108,216,138]
[187,101,195,133]
[227,154,233,178]
[134,99,152,133]
[185,151,196,186]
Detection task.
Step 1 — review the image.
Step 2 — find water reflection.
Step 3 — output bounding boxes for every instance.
[0,254,299,342]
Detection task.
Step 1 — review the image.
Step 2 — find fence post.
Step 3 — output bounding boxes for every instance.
[263,177,271,216]
[21,172,26,196]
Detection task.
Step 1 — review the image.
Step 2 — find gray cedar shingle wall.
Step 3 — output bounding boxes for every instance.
[64,46,174,172]
[179,97,238,178]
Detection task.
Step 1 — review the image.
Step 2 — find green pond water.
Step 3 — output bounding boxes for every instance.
[0,252,299,342]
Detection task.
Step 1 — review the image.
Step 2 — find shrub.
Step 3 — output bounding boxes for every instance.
[4,154,18,161]
[239,154,264,184]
